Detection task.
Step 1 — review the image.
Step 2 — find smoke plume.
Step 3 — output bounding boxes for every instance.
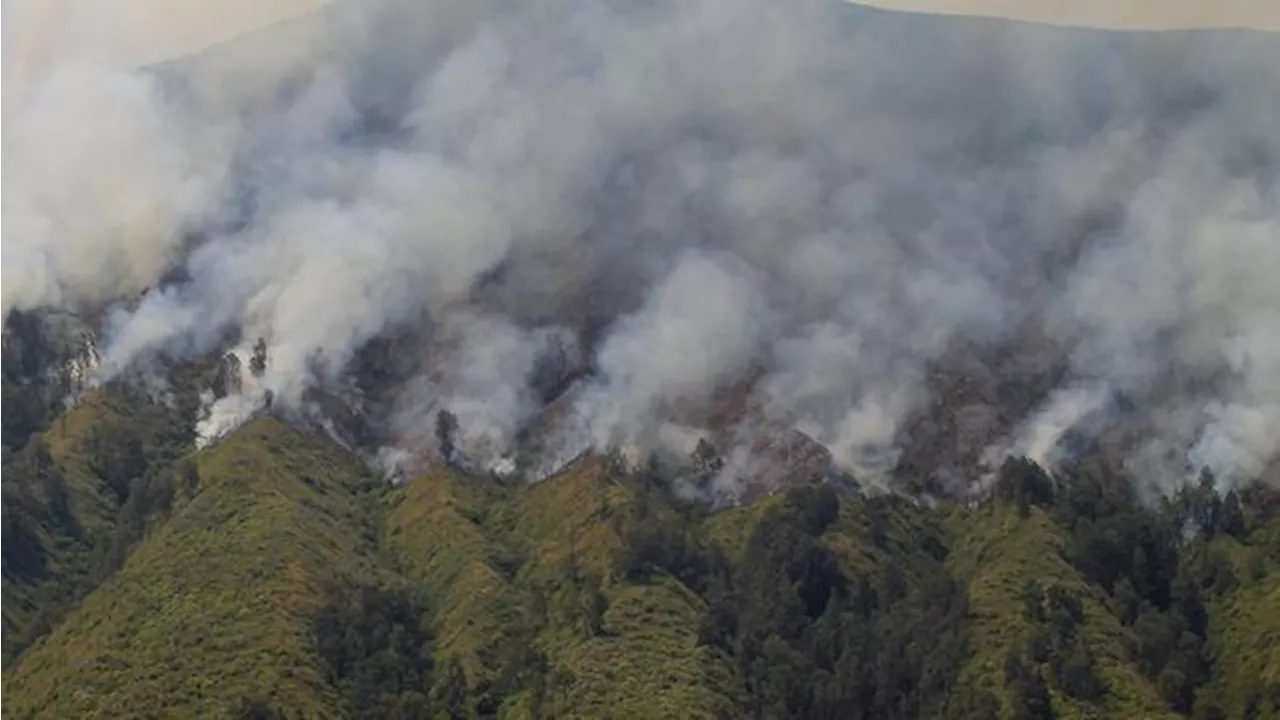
[6,0,1279,493]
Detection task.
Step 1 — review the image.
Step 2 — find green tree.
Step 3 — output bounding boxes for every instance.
[995,457,1055,518]
[1053,634,1104,700]
[1216,490,1245,539]
[249,338,268,378]
[83,420,147,502]
[314,584,435,717]
[1005,649,1054,720]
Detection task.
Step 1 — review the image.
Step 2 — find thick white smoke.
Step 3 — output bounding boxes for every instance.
[7,0,1280,494]
[980,384,1110,486]
[573,250,769,448]
[1,60,228,318]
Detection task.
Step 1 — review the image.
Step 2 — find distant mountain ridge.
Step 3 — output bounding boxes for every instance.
[853,1,1280,32]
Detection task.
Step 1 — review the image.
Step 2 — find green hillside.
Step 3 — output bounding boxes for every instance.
[383,456,979,718]
[383,457,742,718]
[3,406,1279,719]
[1,321,220,666]
[2,386,194,664]
[948,504,1175,719]
[3,418,386,719]
[1196,516,1280,720]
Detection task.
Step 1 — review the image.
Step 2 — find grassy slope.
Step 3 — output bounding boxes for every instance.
[509,459,739,719]
[2,387,188,663]
[382,464,528,708]
[34,390,122,527]
[702,494,786,565]
[385,456,741,719]
[1206,571,1280,719]
[947,505,1176,720]
[2,418,384,719]
[1200,528,1280,719]
[6,400,1276,720]
[549,575,739,719]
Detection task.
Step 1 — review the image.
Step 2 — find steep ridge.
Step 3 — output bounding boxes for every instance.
[384,457,743,718]
[947,505,1175,719]
[5,420,1280,718]
[1196,506,1280,719]
[386,453,981,718]
[2,385,193,665]
[2,418,386,718]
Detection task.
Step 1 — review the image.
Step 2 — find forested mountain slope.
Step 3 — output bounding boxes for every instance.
[4,418,388,718]
[3,3,1279,714]
[2,385,195,665]
[4,397,1278,719]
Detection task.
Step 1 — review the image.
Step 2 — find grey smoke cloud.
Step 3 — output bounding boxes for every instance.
[9,0,1280,492]
[575,250,770,448]
[2,60,230,318]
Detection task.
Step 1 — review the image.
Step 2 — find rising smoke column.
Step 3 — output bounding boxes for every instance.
[9,0,1280,491]
[1,59,229,318]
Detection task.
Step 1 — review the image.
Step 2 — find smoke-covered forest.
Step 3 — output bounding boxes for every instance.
[3,0,1279,716]
[3,343,1279,718]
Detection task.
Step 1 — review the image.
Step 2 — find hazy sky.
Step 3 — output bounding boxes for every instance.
[3,0,325,66]
[859,0,1280,31]
[4,0,1277,81]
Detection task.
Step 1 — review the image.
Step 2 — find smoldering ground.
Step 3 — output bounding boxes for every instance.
[4,0,1278,494]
